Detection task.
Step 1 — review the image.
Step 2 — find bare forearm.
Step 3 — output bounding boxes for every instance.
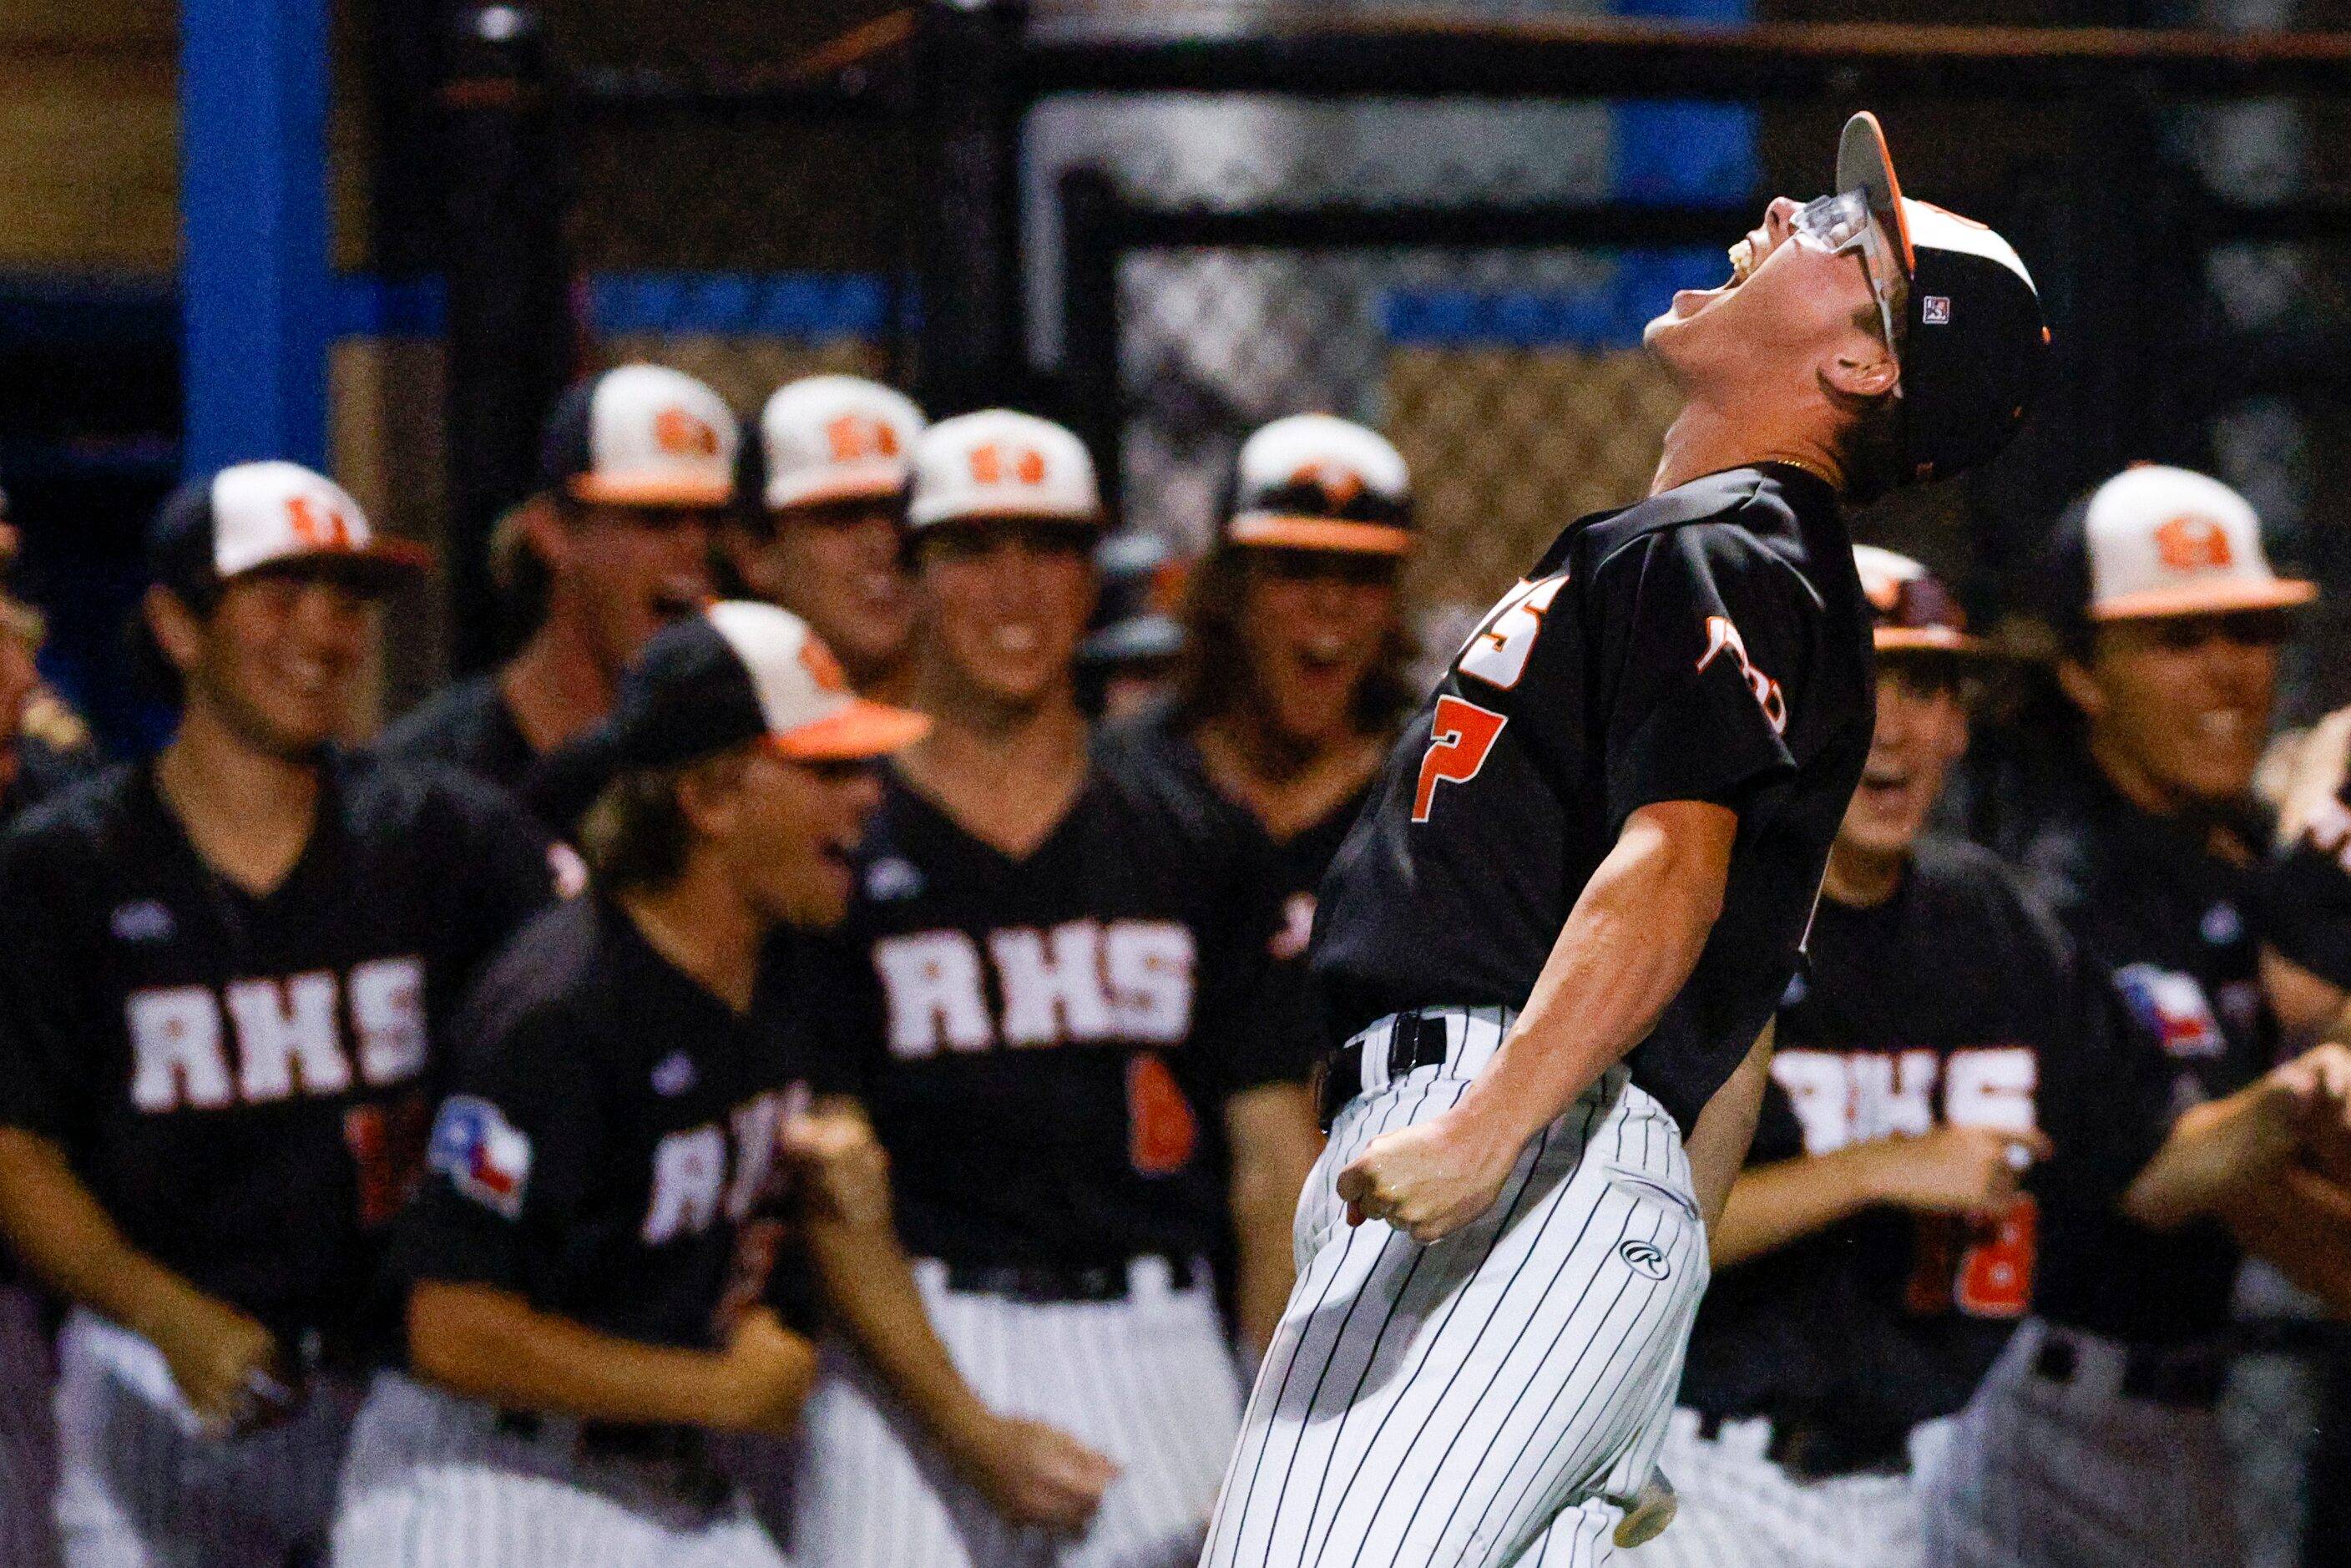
[407,1281,744,1427]
[2222,1171,2351,1315]
[1452,804,1732,1151]
[0,1129,215,1342]
[1226,1084,1321,1357]
[1710,1153,1882,1269]
[806,1211,990,1455]
[1684,1024,1777,1245]
[2124,1080,2303,1231]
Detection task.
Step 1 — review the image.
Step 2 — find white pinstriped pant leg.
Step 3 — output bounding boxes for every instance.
[1605,1410,1926,1568]
[0,1287,58,1568]
[1199,1024,1707,1568]
[331,1372,791,1568]
[791,1262,1243,1568]
[1916,1318,2241,1568]
[50,1313,358,1568]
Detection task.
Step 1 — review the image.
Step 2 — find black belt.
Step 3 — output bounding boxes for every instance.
[2033,1334,2228,1409]
[492,1410,730,1505]
[1317,1010,1452,1130]
[943,1255,1196,1304]
[1692,1409,1912,1482]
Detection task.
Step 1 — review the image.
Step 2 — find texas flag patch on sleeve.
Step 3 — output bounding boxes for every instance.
[427,1095,533,1219]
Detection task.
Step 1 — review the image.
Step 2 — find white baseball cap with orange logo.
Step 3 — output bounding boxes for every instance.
[757,375,926,513]
[2070,464,2315,621]
[906,410,1102,530]
[148,460,432,602]
[539,364,739,508]
[1227,413,1413,555]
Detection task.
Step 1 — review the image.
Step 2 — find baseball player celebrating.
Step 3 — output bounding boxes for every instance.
[332,601,928,1568]
[1927,465,2351,1568]
[1111,413,1418,979]
[786,409,1322,1567]
[380,364,736,795]
[0,462,560,1567]
[725,375,926,704]
[1201,114,2047,1567]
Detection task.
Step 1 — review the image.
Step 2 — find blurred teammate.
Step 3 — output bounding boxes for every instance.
[0,520,79,1568]
[1110,412,1416,969]
[1928,465,2351,1567]
[725,375,923,705]
[787,410,1322,1567]
[0,463,559,1567]
[1076,531,1187,722]
[1625,547,2351,1568]
[334,602,928,1567]
[1206,114,2045,1567]
[380,364,736,794]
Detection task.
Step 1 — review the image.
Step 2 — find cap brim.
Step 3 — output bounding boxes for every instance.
[1874,627,1992,655]
[1838,111,1916,277]
[230,537,435,592]
[1226,515,1412,555]
[569,475,734,508]
[771,700,931,761]
[2091,579,2318,620]
[908,503,1104,529]
[766,465,907,513]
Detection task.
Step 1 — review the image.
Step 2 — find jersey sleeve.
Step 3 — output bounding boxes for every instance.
[2025,905,2174,1213]
[1598,524,1807,830]
[392,1005,605,1293]
[784,928,887,1105]
[0,827,94,1145]
[2262,826,2351,989]
[1196,821,1320,1100]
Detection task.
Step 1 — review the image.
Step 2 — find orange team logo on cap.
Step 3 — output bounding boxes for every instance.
[825,414,901,463]
[2154,515,2235,573]
[799,636,850,695]
[654,407,720,458]
[968,443,1047,487]
[283,495,353,549]
[1293,462,1364,508]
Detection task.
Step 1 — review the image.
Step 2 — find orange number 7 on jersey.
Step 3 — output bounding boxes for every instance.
[1413,695,1508,822]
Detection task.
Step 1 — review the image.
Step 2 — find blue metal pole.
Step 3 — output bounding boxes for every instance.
[179,0,331,474]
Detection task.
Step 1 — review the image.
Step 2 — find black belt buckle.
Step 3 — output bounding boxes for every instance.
[2121,1345,2227,1409]
[1318,1011,1448,1130]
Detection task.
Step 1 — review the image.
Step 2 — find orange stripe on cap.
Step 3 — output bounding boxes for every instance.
[1227,514,1412,556]
[770,700,932,761]
[2091,577,2317,621]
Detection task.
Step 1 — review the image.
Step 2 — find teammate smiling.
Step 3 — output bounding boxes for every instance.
[1201,114,2047,1566]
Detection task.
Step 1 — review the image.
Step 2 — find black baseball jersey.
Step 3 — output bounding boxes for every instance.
[377,673,537,797]
[1679,839,2168,1433]
[0,752,559,1345]
[2005,764,2278,1344]
[1314,465,1874,1134]
[1100,710,1370,967]
[792,737,1310,1269]
[2263,773,2351,990]
[389,896,816,1351]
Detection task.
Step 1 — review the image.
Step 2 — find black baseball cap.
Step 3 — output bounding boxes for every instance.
[1838,112,2050,485]
[149,461,431,604]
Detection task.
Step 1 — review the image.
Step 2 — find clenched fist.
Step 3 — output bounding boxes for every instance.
[1336,1112,1521,1243]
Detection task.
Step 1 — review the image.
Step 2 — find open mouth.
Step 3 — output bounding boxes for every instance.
[1856,763,1912,805]
[649,584,704,621]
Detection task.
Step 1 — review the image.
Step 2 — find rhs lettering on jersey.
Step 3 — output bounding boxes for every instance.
[1772,1044,2038,1153]
[642,1088,796,1245]
[873,919,1195,1059]
[124,958,427,1112]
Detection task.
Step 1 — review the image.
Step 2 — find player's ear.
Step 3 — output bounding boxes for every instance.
[673,749,750,842]
[1822,342,1899,402]
[2055,655,2106,721]
[143,584,206,673]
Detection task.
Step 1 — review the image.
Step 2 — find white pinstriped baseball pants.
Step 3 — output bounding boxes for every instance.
[1201,1008,1708,1568]
[52,1311,360,1568]
[0,1286,58,1568]
[1615,1409,1935,1568]
[331,1372,788,1568]
[791,1257,1244,1568]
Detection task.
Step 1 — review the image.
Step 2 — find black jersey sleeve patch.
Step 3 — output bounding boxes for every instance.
[1602,524,1806,831]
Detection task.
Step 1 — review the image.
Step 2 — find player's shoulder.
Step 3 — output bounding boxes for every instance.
[376,673,505,766]
[335,746,541,842]
[1090,713,1267,861]
[1909,834,2074,957]
[0,759,152,874]
[1579,472,1837,611]
[450,895,612,1056]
